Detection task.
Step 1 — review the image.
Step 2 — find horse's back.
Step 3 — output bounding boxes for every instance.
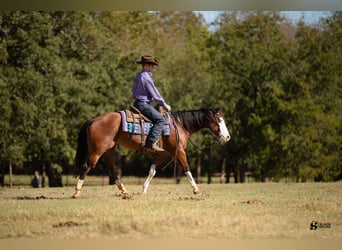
[88,112,122,146]
[88,110,176,152]
[92,111,121,124]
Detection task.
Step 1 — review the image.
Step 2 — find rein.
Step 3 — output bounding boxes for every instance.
[161,116,179,184]
[161,114,220,179]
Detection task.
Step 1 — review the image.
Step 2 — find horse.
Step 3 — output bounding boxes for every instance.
[73,108,231,198]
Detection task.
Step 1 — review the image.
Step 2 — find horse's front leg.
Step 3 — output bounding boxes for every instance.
[177,150,200,194]
[185,169,200,194]
[142,164,156,194]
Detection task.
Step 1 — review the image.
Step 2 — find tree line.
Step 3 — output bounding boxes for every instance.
[0,11,341,185]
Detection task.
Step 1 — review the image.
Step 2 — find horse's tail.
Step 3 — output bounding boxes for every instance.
[74,120,93,178]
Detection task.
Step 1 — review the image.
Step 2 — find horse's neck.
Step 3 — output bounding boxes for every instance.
[174,120,207,136]
[172,111,210,135]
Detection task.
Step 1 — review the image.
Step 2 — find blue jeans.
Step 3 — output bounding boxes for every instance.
[134,100,165,148]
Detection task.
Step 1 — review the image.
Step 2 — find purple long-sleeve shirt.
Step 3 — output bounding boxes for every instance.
[132,70,168,107]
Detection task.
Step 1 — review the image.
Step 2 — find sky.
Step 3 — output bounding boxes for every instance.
[197,11,332,25]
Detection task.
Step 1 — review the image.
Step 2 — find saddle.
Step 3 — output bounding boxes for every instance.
[126,105,170,124]
[126,106,151,123]
[119,106,172,147]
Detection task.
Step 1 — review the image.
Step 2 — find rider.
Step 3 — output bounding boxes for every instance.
[132,55,172,153]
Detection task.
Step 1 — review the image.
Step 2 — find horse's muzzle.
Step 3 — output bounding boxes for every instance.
[219,134,231,143]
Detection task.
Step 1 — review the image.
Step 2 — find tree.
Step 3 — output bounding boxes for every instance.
[0,11,340,182]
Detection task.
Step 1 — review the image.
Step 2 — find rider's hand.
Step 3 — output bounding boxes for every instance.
[165,104,171,112]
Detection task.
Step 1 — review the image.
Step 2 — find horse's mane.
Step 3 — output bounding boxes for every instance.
[171,108,215,132]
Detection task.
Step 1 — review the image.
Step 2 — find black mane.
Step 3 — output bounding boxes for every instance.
[171,108,215,132]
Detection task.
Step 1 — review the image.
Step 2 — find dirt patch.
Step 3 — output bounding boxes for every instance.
[178,196,204,201]
[53,221,88,228]
[115,192,140,200]
[16,195,67,200]
[241,199,264,205]
[16,195,50,200]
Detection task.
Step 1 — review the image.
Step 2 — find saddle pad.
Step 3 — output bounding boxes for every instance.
[119,110,172,136]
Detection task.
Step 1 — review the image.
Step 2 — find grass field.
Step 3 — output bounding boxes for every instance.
[0,180,341,239]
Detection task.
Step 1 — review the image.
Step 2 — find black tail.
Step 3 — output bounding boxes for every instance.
[74,120,93,178]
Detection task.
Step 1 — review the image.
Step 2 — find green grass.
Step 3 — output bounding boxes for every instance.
[0,182,341,239]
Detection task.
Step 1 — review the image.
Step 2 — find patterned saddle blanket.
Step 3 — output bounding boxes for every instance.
[119,107,172,136]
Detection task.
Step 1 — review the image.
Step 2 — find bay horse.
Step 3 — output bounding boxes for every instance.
[73,108,230,198]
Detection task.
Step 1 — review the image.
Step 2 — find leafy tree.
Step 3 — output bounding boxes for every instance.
[0,10,341,183]
[209,12,294,181]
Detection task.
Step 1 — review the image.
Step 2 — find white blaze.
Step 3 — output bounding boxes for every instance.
[218,118,231,142]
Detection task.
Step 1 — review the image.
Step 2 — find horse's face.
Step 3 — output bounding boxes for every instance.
[209,109,231,143]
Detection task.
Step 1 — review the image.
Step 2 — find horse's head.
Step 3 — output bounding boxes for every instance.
[208,108,231,143]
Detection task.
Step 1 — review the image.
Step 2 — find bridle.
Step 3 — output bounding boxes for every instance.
[161,110,229,175]
[161,116,220,180]
[188,111,227,150]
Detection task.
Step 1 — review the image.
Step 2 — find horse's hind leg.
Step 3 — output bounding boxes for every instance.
[142,153,171,194]
[142,164,156,194]
[102,148,130,198]
[73,153,100,198]
[73,165,92,198]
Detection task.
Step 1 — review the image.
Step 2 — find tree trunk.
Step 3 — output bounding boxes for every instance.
[9,161,13,188]
[196,157,201,184]
[0,164,4,187]
[239,164,246,183]
[207,148,212,184]
[225,159,230,183]
[220,158,226,184]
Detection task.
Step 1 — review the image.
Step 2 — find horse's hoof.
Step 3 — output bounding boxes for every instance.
[193,188,200,194]
[122,192,131,199]
[72,191,81,198]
